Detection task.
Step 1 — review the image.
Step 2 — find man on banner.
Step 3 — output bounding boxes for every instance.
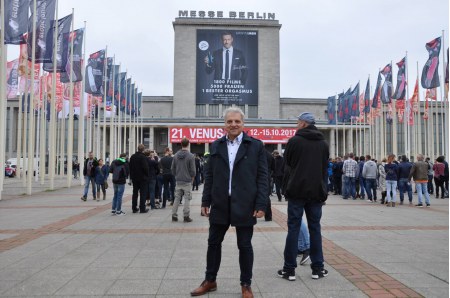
[85,50,105,95]
[204,31,248,84]
[380,64,393,104]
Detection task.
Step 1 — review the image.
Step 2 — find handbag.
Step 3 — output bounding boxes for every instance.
[104,181,109,189]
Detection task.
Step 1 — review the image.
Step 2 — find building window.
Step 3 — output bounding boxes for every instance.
[196,104,206,117]
[160,132,168,146]
[248,105,258,118]
[209,104,219,118]
[237,104,245,114]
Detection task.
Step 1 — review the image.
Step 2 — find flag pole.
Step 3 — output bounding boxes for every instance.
[0,0,7,199]
[78,21,87,185]
[405,52,410,159]
[66,8,75,188]
[16,74,23,181]
[39,75,46,184]
[123,73,128,154]
[22,69,29,188]
[335,93,338,157]
[117,64,122,155]
[109,55,116,161]
[27,0,38,195]
[102,47,108,161]
[35,72,41,182]
[441,30,446,155]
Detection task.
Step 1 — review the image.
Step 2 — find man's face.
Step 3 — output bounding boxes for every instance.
[222,34,233,49]
[225,112,244,140]
[88,152,93,159]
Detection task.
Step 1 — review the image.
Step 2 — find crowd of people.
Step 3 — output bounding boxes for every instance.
[80,145,208,217]
[329,153,449,207]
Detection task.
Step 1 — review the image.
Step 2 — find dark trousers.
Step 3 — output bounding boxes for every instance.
[434,177,445,198]
[265,198,272,220]
[162,174,176,207]
[364,178,377,200]
[427,174,434,194]
[205,224,254,286]
[283,199,324,271]
[274,176,283,201]
[333,176,342,195]
[192,172,200,190]
[132,180,148,211]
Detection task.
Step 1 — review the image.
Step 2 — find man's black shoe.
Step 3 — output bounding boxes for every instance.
[300,250,310,265]
[140,209,149,213]
[132,209,139,213]
[277,269,295,281]
[311,268,328,279]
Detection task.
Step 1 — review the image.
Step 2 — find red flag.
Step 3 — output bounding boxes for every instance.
[396,100,405,123]
[409,79,419,112]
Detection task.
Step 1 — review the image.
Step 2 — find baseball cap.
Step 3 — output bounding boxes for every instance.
[297,112,315,124]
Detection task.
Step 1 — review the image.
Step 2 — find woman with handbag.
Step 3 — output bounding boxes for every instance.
[95,159,109,201]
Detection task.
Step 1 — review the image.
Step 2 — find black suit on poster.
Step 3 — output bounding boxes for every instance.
[205,48,248,84]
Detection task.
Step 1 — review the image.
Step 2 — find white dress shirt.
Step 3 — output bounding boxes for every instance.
[227,132,243,195]
[222,46,234,80]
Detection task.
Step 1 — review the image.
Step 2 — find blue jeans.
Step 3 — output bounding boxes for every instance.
[298,218,310,252]
[112,183,125,212]
[364,178,377,200]
[162,174,176,207]
[398,178,412,202]
[147,179,156,208]
[359,177,366,197]
[343,176,356,199]
[427,174,434,194]
[83,176,96,198]
[283,199,324,271]
[386,180,397,202]
[206,224,254,285]
[416,182,430,205]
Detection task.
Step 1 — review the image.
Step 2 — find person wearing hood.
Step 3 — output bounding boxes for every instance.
[129,144,150,213]
[171,137,196,222]
[109,153,130,215]
[278,112,329,281]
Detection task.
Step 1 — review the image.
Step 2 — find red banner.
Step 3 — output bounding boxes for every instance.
[169,127,297,144]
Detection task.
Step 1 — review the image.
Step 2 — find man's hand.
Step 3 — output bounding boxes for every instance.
[253,210,265,218]
[201,207,210,217]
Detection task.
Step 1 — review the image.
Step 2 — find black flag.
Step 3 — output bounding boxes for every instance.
[372,72,382,108]
[4,0,29,44]
[43,14,72,72]
[60,28,84,83]
[84,50,105,95]
[27,0,57,63]
[421,37,441,89]
[380,64,392,104]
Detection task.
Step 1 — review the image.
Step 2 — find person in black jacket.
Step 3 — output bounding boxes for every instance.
[109,153,129,215]
[191,107,268,298]
[129,144,150,213]
[159,148,176,208]
[278,112,329,281]
[332,157,343,195]
[145,150,160,209]
[272,150,285,201]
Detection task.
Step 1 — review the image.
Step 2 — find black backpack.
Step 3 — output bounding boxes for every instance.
[112,162,126,183]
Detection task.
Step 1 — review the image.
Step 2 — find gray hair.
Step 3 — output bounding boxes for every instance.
[223,107,245,121]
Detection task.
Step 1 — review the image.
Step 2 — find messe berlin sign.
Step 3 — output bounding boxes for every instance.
[170,127,297,144]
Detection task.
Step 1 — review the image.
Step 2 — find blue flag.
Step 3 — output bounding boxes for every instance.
[372,72,382,108]
[380,64,392,104]
[327,95,336,124]
[421,37,441,89]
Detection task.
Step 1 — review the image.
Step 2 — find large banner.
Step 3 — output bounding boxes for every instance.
[196,29,258,105]
[170,127,296,144]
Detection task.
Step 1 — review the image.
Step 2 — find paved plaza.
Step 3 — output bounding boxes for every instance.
[0,180,448,297]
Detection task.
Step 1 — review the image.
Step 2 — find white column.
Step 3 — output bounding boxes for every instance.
[149,126,154,150]
[8,107,14,159]
[329,129,336,157]
[346,128,352,154]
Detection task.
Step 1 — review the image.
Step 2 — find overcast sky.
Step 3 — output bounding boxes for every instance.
[8,0,449,98]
